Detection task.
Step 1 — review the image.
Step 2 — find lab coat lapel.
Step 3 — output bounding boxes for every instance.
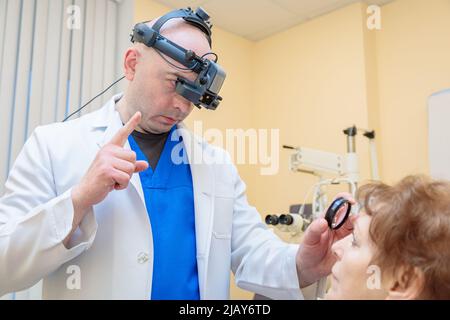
[177,123,215,299]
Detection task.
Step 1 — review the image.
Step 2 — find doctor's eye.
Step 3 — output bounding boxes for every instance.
[166,79,177,89]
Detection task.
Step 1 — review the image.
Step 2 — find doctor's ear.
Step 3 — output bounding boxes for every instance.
[123,47,141,81]
[387,265,426,300]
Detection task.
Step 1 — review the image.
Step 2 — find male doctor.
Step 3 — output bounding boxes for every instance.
[0,8,353,299]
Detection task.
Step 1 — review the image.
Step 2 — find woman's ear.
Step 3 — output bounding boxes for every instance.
[123,47,141,81]
[386,266,425,300]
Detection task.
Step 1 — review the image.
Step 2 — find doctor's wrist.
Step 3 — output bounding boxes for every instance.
[71,186,91,226]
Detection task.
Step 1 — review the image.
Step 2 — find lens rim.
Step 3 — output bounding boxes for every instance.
[325,197,351,230]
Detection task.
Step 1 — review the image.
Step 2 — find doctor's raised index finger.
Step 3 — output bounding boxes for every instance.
[110,112,142,146]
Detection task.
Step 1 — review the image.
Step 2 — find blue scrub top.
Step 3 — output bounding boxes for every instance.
[128,126,200,300]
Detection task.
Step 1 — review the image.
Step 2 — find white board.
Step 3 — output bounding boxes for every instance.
[428,89,450,181]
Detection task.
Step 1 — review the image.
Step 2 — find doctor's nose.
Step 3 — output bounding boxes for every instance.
[173,94,193,114]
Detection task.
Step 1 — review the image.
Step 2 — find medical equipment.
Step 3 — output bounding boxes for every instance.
[265,213,307,234]
[131,7,226,110]
[63,7,225,122]
[264,125,379,299]
[325,197,351,230]
[265,214,279,226]
[267,126,378,231]
[278,214,306,233]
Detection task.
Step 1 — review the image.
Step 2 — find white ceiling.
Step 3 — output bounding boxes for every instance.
[152,0,394,41]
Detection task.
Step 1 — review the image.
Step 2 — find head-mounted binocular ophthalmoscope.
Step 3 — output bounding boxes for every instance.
[130,7,226,110]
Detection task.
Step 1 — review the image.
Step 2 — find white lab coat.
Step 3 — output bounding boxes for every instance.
[0,94,303,300]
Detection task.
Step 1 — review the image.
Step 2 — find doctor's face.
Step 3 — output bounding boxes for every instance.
[128,22,212,134]
[325,213,389,300]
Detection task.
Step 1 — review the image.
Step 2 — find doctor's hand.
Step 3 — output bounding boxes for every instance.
[295,193,356,288]
[67,112,148,243]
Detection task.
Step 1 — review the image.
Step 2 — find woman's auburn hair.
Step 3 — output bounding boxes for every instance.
[357,175,450,299]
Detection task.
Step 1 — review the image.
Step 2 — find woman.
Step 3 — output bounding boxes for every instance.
[325,175,450,299]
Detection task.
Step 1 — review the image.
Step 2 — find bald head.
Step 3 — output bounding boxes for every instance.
[132,18,212,61]
[148,17,211,46]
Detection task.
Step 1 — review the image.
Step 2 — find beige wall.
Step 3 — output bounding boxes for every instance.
[251,2,373,219]
[375,0,450,183]
[134,0,450,299]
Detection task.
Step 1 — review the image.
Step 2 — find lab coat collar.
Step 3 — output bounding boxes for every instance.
[92,93,215,298]
[91,93,124,129]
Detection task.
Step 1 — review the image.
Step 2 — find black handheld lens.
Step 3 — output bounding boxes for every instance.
[325,197,351,230]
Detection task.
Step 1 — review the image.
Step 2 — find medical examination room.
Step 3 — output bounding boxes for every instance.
[0,0,449,302]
